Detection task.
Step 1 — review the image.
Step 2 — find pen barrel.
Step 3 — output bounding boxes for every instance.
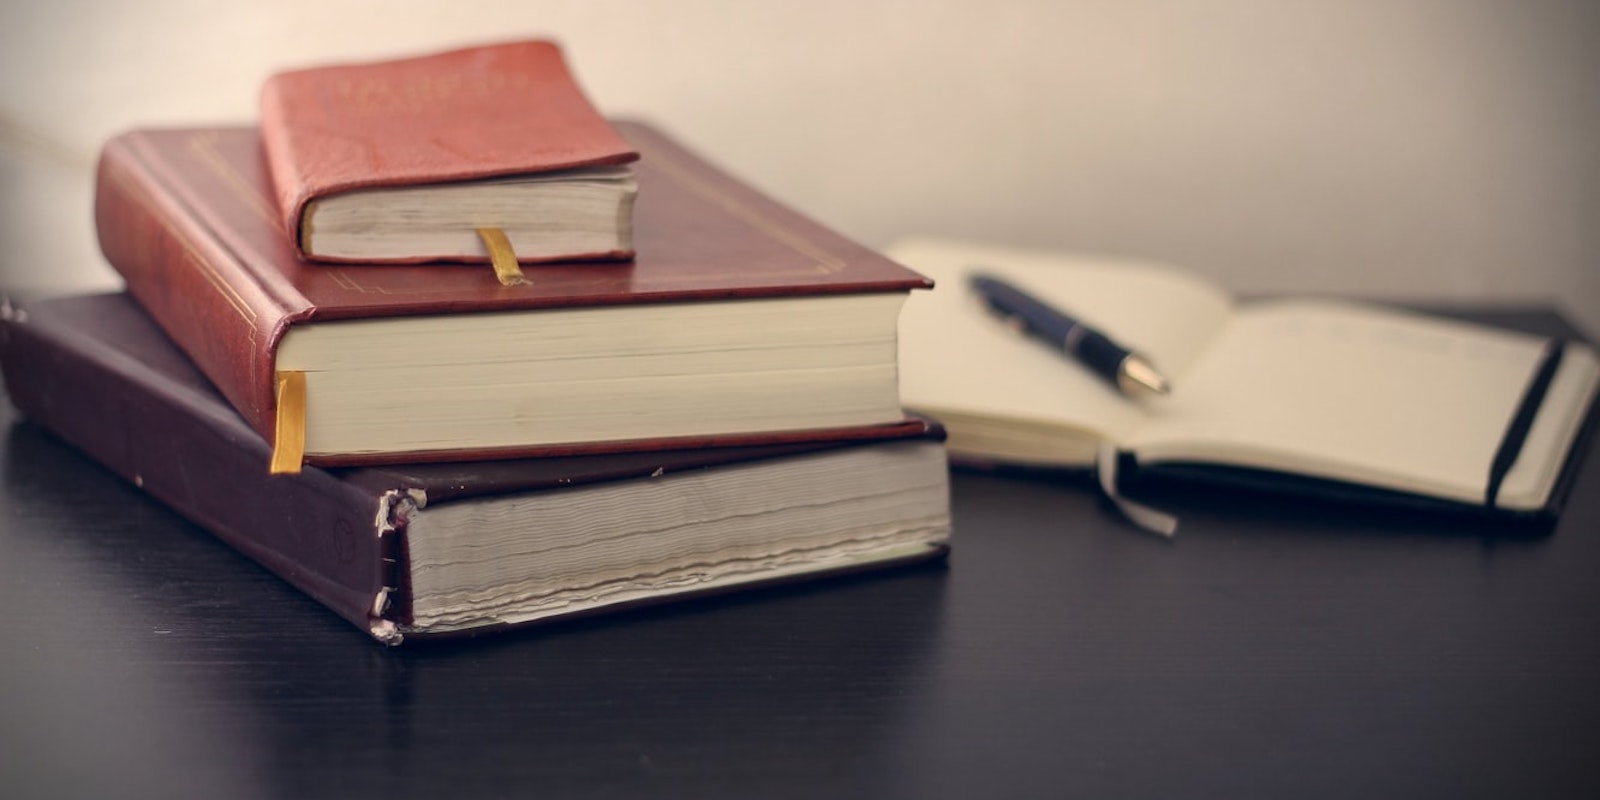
[1066,326,1129,381]
[970,273,1137,388]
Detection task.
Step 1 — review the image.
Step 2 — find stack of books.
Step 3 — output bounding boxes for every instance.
[0,41,952,644]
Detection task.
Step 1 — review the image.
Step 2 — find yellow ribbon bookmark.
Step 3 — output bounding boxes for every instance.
[476,227,529,286]
[269,371,307,475]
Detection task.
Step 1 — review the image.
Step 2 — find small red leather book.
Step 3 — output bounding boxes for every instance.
[260,40,639,264]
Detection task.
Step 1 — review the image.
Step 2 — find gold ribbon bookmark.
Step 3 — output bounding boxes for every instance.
[269,371,307,475]
[476,227,528,286]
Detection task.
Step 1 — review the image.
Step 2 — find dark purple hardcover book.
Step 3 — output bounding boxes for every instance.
[0,293,951,644]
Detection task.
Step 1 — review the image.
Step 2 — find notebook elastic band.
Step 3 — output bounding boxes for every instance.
[1486,338,1566,507]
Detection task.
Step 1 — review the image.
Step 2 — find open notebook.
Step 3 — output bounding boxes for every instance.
[893,237,1599,521]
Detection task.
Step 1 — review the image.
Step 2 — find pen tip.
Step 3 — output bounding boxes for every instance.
[1119,356,1171,398]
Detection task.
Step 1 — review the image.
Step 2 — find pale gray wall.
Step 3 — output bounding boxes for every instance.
[3,0,1596,334]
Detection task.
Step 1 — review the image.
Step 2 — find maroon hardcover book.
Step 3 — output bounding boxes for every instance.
[0,293,952,644]
[260,40,640,264]
[94,122,933,467]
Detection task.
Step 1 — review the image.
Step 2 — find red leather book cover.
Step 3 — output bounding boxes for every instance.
[259,40,638,260]
[0,293,948,644]
[93,122,933,465]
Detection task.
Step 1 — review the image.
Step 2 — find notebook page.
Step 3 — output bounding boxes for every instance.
[1124,298,1587,507]
[892,238,1235,460]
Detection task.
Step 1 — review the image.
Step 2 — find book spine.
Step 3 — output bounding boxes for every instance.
[0,307,396,640]
[256,78,311,250]
[94,132,293,444]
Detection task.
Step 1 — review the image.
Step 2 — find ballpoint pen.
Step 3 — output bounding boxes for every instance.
[968,272,1171,398]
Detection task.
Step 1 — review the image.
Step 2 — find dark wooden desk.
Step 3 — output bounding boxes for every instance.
[3,310,1598,800]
